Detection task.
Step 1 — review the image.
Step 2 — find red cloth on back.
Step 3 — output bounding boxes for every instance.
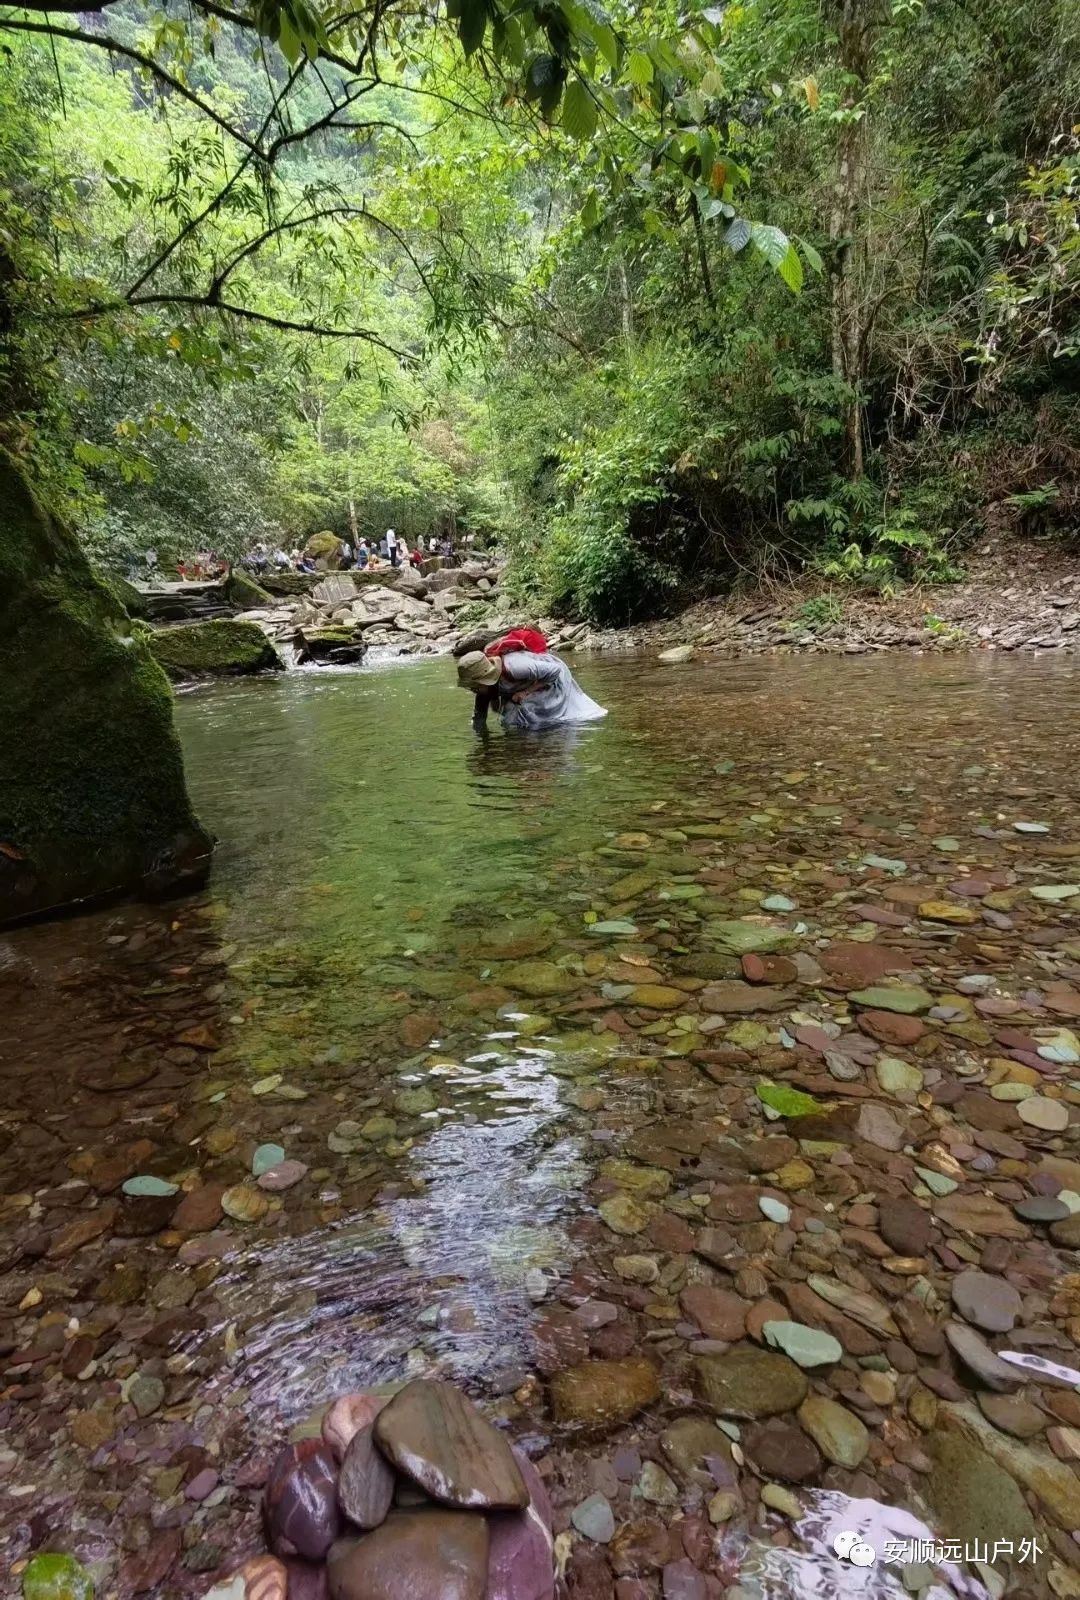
[484,627,548,658]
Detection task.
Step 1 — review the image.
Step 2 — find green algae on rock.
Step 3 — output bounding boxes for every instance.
[0,450,213,924]
[148,618,284,681]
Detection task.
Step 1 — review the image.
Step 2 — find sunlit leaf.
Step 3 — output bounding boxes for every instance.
[627,49,654,86]
[803,75,819,110]
[562,77,598,140]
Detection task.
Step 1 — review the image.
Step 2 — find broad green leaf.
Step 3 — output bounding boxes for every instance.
[581,188,599,228]
[562,77,598,140]
[627,49,654,86]
[593,23,619,69]
[722,216,752,252]
[750,221,788,269]
[778,240,804,292]
[796,234,825,274]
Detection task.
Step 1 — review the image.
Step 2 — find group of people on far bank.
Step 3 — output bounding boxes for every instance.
[239,529,459,577]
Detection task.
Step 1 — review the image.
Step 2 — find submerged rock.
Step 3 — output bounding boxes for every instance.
[549,1357,660,1427]
[693,1347,808,1418]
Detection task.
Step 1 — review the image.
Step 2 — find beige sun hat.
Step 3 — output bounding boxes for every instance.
[456,650,501,690]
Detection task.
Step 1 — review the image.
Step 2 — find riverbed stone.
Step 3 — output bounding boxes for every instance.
[549,1358,660,1428]
[849,984,934,1014]
[486,1450,554,1600]
[373,1379,527,1510]
[879,1196,932,1255]
[761,1321,842,1368]
[659,1416,734,1480]
[322,1392,389,1461]
[951,1270,1022,1333]
[326,1510,489,1600]
[693,1347,808,1418]
[679,1285,749,1340]
[264,1440,341,1561]
[572,1494,616,1542]
[797,1395,870,1467]
[924,1430,1036,1548]
[943,1322,1023,1392]
[338,1424,396,1530]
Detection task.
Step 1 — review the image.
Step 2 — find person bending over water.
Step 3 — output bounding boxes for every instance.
[457,648,607,733]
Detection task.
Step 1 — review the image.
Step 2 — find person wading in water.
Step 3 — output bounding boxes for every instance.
[456,630,607,734]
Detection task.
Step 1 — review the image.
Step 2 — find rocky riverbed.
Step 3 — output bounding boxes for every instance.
[1,652,1079,1600]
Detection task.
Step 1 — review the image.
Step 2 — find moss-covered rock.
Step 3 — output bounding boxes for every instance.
[100,571,150,618]
[304,530,343,568]
[0,450,213,924]
[148,619,284,680]
[226,569,273,609]
[294,626,366,666]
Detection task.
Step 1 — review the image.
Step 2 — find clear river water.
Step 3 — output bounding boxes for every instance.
[2,650,1079,1599]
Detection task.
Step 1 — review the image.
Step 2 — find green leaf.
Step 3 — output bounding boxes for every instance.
[627,49,654,86]
[756,1080,827,1118]
[796,234,825,274]
[593,23,619,69]
[581,188,599,229]
[723,217,752,252]
[562,77,598,140]
[750,221,788,269]
[778,240,804,292]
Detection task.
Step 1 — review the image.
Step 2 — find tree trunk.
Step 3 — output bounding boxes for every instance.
[829,0,874,480]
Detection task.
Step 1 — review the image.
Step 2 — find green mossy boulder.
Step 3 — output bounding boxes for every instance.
[304,530,343,568]
[0,450,213,924]
[101,571,150,618]
[148,619,284,681]
[226,568,273,609]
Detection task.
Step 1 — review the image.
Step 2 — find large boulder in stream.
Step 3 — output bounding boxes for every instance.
[0,449,213,924]
[149,619,285,681]
[227,568,274,609]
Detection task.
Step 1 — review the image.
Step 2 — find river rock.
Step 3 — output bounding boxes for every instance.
[879,1196,931,1255]
[326,1510,489,1600]
[497,961,578,998]
[744,1420,821,1482]
[700,980,795,1013]
[761,1321,842,1368]
[693,1347,808,1418]
[679,1286,749,1340]
[322,1392,390,1461]
[855,1102,906,1150]
[549,1357,660,1428]
[172,1182,227,1232]
[924,1430,1036,1548]
[951,1270,1022,1333]
[486,1449,554,1600]
[338,1424,396,1530]
[943,1322,1023,1392]
[659,1416,734,1480]
[571,1493,615,1542]
[849,984,934,1014]
[373,1380,527,1510]
[264,1440,341,1560]
[797,1395,869,1467]
[934,1193,1029,1239]
[977,1393,1047,1440]
[1017,1095,1070,1132]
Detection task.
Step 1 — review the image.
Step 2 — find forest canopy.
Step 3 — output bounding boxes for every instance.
[2,0,1078,621]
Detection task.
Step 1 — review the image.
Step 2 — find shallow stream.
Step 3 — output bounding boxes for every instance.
[3,652,1079,1598]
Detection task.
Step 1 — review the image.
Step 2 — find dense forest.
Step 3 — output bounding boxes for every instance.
[2,0,1079,624]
